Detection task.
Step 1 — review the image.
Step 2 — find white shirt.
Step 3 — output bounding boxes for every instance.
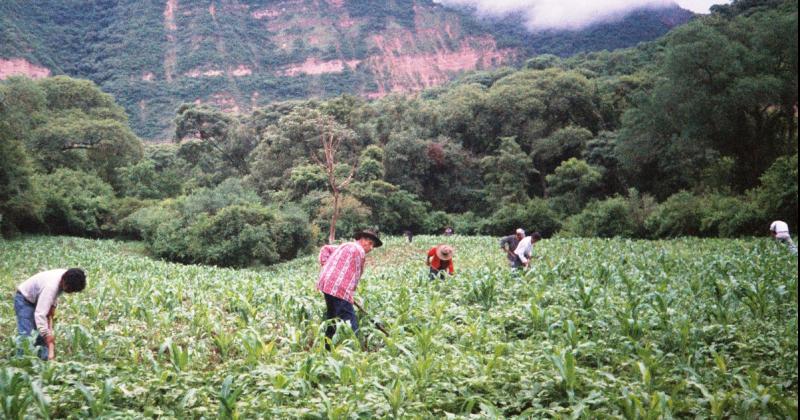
[16,269,65,337]
[770,220,790,238]
[514,236,535,264]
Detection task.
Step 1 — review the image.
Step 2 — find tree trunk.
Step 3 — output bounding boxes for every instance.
[328,190,340,244]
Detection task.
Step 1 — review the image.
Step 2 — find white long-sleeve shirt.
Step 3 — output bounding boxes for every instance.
[770,221,791,238]
[514,236,535,265]
[16,269,65,337]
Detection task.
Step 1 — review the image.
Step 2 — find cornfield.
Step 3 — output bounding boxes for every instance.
[1,235,797,418]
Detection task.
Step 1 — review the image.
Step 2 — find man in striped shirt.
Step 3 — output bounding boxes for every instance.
[317,229,382,343]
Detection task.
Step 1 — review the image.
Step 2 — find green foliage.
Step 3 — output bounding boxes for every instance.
[125,179,311,267]
[645,190,767,238]
[450,211,483,235]
[117,158,183,200]
[617,4,798,194]
[33,168,115,237]
[174,103,254,177]
[314,195,372,242]
[2,234,795,417]
[0,85,40,236]
[481,137,533,205]
[754,153,798,229]
[645,191,707,237]
[546,158,604,216]
[562,196,637,238]
[482,198,561,237]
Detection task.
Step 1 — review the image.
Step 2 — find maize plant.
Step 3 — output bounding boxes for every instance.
[0,235,796,417]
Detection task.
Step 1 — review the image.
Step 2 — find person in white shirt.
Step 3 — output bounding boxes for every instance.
[514,232,542,269]
[769,220,797,255]
[15,268,86,360]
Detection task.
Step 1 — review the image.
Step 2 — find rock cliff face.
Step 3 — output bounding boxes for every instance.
[153,0,516,98]
[0,0,691,139]
[0,58,51,79]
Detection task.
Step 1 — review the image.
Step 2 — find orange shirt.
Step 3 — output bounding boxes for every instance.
[427,247,454,274]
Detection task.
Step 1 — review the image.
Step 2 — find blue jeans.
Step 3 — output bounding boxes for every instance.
[14,292,48,360]
[323,293,358,340]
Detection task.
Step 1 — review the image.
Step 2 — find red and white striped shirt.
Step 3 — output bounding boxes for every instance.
[316,242,366,303]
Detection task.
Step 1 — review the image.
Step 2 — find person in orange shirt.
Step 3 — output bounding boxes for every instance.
[427,244,454,280]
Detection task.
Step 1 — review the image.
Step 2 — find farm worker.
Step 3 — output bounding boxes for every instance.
[514,232,542,269]
[14,268,87,360]
[769,220,797,255]
[427,244,454,280]
[500,228,526,269]
[316,229,382,342]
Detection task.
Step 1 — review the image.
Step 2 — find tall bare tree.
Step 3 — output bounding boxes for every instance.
[311,116,359,244]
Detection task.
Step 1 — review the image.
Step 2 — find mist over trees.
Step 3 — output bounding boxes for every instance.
[1,0,797,267]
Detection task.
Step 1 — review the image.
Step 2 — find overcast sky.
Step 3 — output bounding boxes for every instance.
[434,0,732,31]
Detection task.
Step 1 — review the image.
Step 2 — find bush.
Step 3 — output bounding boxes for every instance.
[118,158,183,199]
[33,169,115,237]
[314,195,372,242]
[101,196,156,238]
[192,205,280,267]
[123,182,312,267]
[700,194,764,237]
[645,191,706,238]
[754,153,797,229]
[424,211,452,234]
[646,191,766,238]
[482,198,561,237]
[450,211,483,235]
[562,196,636,238]
[546,158,605,216]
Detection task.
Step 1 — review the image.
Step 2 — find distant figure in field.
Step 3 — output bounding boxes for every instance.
[427,244,454,280]
[404,229,413,243]
[15,268,87,360]
[500,228,526,269]
[769,220,797,255]
[514,232,542,269]
[316,229,382,344]
[443,226,454,236]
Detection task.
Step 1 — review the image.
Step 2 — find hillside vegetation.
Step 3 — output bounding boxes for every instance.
[0,0,691,138]
[1,0,797,269]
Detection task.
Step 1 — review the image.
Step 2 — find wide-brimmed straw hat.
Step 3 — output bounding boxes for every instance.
[436,244,454,260]
[354,229,383,247]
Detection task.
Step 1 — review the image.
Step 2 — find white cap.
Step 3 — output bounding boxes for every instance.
[515,228,525,235]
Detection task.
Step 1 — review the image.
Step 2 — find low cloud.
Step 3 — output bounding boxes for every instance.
[434,0,678,31]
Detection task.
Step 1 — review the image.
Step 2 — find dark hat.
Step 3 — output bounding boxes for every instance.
[354,228,383,247]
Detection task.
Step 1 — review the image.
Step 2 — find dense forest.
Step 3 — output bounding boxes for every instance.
[0,0,692,139]
[1,0,797,268]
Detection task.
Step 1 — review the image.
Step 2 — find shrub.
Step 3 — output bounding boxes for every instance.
[118,159,184,199]
[450,211,483,235]
[192,205,280,267]
[546,158,605,216]
[700,194,764,237]
[645,191,706,238]
[123,182,311,267]
[33,169,115,237]
[562,196,636,238]
[754,153,797,229]
[424,211,453,234]
[482,198,561,237]
[314,195,372,242]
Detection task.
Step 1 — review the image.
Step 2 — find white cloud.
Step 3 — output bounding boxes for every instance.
[434,0,731,31]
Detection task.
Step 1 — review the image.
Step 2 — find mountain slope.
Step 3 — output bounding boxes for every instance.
[0,0,693,139]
